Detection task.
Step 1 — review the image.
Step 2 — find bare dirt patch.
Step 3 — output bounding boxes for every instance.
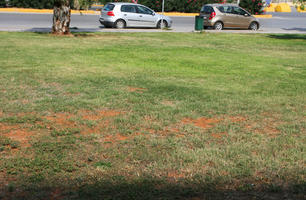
[43,110,120,135]
[182,117,220,129]
[44,113,76,128]
[80,110,120,121]
[211,132,228,139]
[0,123,35,148]
[167,171,185,179]
[127,87,148,93]
[229,116,247,122]
[244,114,282,137]
[161,100,175,107]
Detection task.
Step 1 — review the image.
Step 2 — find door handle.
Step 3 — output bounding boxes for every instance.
[139,15,143,17]
[124,14,127,16]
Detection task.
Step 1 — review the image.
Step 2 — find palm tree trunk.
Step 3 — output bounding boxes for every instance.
[52,0,71,35]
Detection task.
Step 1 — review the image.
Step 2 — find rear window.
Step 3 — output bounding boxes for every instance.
[200,6,214,14]
[103,4,115,11]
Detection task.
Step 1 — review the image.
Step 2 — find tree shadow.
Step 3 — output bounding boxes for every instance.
[1,176,305,200]
[282,27,306,33]
[25,27,103,33]
[267,34,306,40]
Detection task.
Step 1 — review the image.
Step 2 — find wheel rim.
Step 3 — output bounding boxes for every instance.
[159,21,167,28]
[116,21,125,29]
[162,22,167,28]
[250,23,258,30]
[215,23,222,30]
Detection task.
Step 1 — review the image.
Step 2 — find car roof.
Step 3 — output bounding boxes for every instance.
[106,2,139,6]
[203,3,240,7]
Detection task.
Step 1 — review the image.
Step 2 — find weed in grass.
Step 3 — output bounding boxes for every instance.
[51,128,81,137]
[94,161,112,169]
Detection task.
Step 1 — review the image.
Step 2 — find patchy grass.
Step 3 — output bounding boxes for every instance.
[0,32,305,199]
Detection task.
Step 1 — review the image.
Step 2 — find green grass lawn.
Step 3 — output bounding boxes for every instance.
[0,32,305,199]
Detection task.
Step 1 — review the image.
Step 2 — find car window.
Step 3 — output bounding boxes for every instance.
[217,6,231,13]
[137,6,153,15]
[121,5,137,13]
[103,4,115,11]
[232,7,248,15]
[201,6,214,14]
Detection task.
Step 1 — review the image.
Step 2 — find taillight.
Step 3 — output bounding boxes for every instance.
[209,12,216,20]
[107,11,115,16]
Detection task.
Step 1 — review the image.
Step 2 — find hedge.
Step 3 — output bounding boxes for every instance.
[3,0,264,14]
[0,0,6,7]
[239,0,264,14]
[98,0,226,13]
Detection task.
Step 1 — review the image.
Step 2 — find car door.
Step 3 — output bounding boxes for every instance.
[231,6,252,28]
[136,5,156,27]
[232,7,252,28]
[216,6,236,28]
[120,5,139,27]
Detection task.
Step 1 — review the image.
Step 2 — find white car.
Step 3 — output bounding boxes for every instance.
[99,2,172,29]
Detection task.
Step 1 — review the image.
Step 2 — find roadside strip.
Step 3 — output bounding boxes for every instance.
[0,8,99,15]
[0,8,272,18]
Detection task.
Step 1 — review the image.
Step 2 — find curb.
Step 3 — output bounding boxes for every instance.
[254,14,272,18]
[157,12,198,16]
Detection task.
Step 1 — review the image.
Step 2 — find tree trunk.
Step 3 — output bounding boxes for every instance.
[52,1,71,35]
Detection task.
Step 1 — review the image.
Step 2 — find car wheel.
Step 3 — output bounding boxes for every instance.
[249,22,259,31]
[204,26,209,29]
[214,22,223,30]
[157,20,168,29]
[114,20,126,29]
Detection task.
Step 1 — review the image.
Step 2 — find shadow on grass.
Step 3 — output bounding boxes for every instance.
[1,176,305,200]
[25,27,102,33]
[267,34,306,40]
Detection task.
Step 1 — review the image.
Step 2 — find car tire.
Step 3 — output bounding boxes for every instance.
[157,20,168,29]
[114,20,126,29]
[204,26,209,29]
[103,25,112,28]
[249,22,259,31]
[214,22,223,30]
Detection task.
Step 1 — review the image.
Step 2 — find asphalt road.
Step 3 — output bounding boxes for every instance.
[0,10,306,33]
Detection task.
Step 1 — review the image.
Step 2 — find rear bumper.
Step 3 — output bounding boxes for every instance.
[99,17,115,27]
[199,15,214,27]
[203,20,214,27]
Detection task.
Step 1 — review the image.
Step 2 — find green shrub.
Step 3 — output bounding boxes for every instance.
[9,0,55,9]
[0,0,6,7]
[8,0,93,9]
[98,0,222,13]
[239,0,264,15]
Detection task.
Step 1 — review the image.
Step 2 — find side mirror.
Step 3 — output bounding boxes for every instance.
[152,12,155,16]
[244,13,249,17]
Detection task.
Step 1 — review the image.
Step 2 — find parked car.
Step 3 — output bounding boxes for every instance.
[99,2,172,29]
[200,4,260,30]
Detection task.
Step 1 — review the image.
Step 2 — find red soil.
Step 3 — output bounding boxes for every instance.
[0,123,34,148]
[182,117,220,129]
[211,132,228,139]
[127,87,147,93]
